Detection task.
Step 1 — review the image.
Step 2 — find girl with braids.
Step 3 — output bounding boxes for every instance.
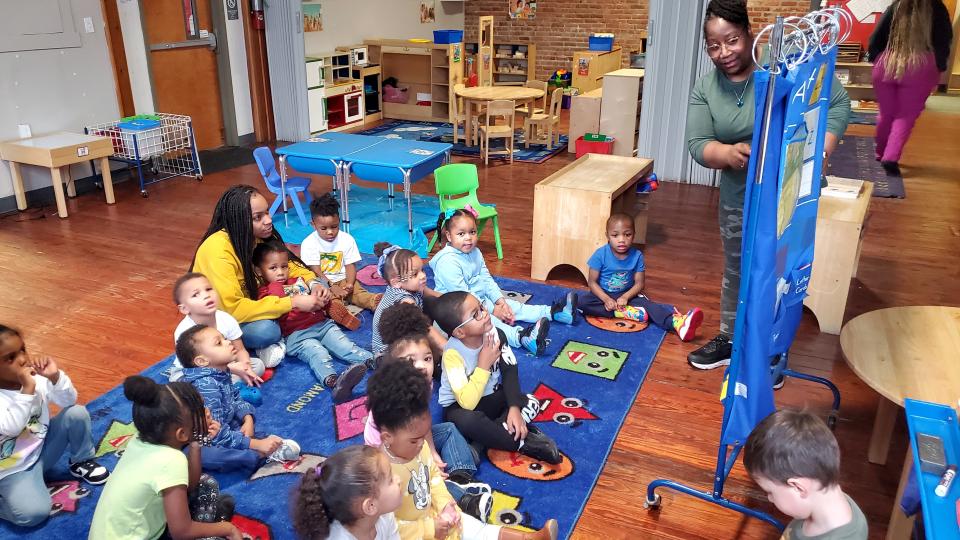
[292,445,403,540]
[90,376,241,540]
[868,0,953,176]
[685,0,850,373]
[191,185,359,366]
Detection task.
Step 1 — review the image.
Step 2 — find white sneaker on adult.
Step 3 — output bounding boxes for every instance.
[256,342,286,368]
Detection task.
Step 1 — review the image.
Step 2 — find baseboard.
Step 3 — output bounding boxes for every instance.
[237,133,257,146]
[0,169,133,216]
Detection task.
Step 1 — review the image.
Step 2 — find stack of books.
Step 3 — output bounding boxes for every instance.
[822,176,864,199]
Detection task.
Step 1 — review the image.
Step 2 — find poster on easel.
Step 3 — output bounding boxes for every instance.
[509,0,537,19]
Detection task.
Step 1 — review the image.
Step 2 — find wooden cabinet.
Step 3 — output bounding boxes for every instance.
[353,64,383,125]
[365,39,464,123]
[465,42,537,86]
[836,62,877,114]
[568,88,603,153]
[599,69,644,157]
[572,47,622,93]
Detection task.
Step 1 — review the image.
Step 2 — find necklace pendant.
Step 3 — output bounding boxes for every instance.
[737,100,744,108]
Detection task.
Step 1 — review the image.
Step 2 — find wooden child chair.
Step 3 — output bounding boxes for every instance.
[451,84,482,146]
[516,80,548,119]
[478,99,516,165]
[524,87,563,149]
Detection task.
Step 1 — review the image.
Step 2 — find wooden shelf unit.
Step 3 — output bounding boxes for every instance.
[836,61,878,114]
[573,47,622,93]
[354,64,383,125]
[365,39,464,123]
[465,42,537,86]
[599,68,644,157]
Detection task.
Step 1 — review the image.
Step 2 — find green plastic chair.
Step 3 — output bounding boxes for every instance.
[428,163,503,259]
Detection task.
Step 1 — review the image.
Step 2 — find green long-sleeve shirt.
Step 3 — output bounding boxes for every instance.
[686,68,851,209]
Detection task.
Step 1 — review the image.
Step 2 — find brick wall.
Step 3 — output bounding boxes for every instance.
[464,0,814,82]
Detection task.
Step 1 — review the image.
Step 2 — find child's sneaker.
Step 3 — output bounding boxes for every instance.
[233,382,263,406]
[614,305,648,322]
[458,491,493,522]
[328,299,361,331]
[325,362,368,403]
[519,317,550,355]
[673,307,704,342]
[267,439,301,463]
[69,459,110,485]
[550,292,578,325]
[517,425,561,464]
[256,342,286,368]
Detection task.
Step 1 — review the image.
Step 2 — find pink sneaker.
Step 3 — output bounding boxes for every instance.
[673,308,704,342]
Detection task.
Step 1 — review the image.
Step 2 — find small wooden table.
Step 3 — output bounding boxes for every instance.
[455,86,545,147]
[531,154,654,281]
[0,132,116,218]
[804,179,874,334]
[839,306,960,539]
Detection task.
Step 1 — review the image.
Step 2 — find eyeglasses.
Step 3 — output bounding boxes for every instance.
[452,304,487,333]
[705,34,742,57]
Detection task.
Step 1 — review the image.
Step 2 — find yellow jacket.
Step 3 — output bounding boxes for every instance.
[192,230,316,323]
[392,444,458,540]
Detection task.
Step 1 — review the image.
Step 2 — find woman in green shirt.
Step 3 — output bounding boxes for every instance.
[685,0,851,371]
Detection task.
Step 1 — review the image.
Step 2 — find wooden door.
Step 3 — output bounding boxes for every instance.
[143,0,224,149]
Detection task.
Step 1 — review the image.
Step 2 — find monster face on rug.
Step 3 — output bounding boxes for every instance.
[585,315,648,333]
[334,396,368,441]
[551,341,629,381]
[356,264,388,286]
[232,514,272,540]
[489,490,534,532]
[94,419,137,458]
[486,449,575,481]
[532,383,598,428]
[250,453,327,480]
[47,481,90,517]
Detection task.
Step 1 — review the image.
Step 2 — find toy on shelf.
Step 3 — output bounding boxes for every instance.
[548,69,572,90]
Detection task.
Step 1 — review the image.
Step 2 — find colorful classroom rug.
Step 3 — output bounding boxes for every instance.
[273,184,439,256]
[827,135,906,198]
[848,111,878,125]
[358,120,569,164]
[6,260,665,540]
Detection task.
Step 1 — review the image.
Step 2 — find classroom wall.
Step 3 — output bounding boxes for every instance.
[0,0,120,201]
[302,0,465,55]
[464,0,811,82]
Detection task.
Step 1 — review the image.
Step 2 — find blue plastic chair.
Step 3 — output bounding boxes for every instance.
[253,147,313,226]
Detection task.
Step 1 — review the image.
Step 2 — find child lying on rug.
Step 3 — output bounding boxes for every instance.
[581,213,704,342]
[366,303,493,522]
[301,192,383,312]
[426,292,561,465]
[366,361,559,540]
[293,445,403,540]
[0,325,109,528]
[176,325,301,469]
[90,376,240,539]
[254,241,372,403]
[430,207,576,356]
[168,272,266,385]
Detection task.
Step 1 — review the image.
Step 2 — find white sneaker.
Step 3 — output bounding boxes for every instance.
[256,342,286,368]
[267,439,301,463]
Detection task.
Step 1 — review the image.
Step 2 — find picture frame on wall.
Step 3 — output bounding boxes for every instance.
[509,0,536,19]
[420,1,436,23]
[303,2,322,33]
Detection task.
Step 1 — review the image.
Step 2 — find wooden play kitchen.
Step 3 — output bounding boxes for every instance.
[531,154,654,281]
[0,132,116,218]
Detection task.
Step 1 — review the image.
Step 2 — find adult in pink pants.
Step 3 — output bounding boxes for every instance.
[868,0,953,177]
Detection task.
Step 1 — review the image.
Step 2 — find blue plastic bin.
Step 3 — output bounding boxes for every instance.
[433,30,464,44]
[588,35,614,52]
[118,118,161,131]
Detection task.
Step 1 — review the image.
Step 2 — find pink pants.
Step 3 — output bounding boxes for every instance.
[872,52,940,163]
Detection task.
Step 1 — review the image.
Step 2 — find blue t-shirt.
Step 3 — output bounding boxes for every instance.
[587,245,645,294]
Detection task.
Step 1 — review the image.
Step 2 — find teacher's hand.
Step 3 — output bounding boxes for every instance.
[725,142,752,171]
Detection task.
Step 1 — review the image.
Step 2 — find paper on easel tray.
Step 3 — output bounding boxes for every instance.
[823,176,864,199]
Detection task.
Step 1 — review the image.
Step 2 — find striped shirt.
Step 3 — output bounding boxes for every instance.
[371,286,423,356]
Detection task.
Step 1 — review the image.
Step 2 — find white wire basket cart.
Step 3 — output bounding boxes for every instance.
[85,113,203,197]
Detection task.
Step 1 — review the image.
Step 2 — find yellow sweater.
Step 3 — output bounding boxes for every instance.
[192,230,316,323]
[392,444,457,540]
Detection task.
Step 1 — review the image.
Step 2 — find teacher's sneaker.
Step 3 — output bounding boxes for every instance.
[69,459,110,485]
[268,439,301,464]
[673,308,704,342]
[687,334,732,370]
[256,342,286,368]
[550,292,578,325]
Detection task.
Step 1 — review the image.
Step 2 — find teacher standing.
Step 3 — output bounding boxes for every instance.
[685,0,851,371]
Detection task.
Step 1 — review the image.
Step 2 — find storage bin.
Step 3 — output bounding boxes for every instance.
[589,35,615,52]
[575,135,615,158]
[433,30,464,44]
[118,116,163,158]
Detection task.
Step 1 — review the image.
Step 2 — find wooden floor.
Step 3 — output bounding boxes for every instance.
[1,105,958,539]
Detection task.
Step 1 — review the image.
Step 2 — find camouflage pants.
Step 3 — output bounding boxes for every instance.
[718,204,743,339]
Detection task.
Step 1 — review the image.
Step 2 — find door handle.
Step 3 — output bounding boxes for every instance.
[150,33,217,52]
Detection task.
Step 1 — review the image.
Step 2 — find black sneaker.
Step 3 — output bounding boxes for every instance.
[881,160,902,177]
[518,425,561,464]
[69,459,110,485]
[329,363,368,403]
[687,335,732,370]
[773,373,785,390]
[459,491,493,522]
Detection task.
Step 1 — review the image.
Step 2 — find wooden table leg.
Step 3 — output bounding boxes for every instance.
[885,448,916,540]
[466,99,475,146]
[64,166,76,198]
[869,396,899,465]
[50,166,69,218]
[100,157,116,205]
[9,161,27,210]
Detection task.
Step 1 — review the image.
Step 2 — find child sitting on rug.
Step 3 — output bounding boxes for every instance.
[429,207,576,356]
[90,376,241,540]
[744,410,868,540]
[425,292,561,465]
[366,303,493,522]
[366,361,559,540]
[177,325,301,465]
[169,272,266,386]
[293,445,403,540]
[0,325,109,528]
[301,192,383,312]
[582,213,703,341]
[371,242,446,360]
[254,241,372,403]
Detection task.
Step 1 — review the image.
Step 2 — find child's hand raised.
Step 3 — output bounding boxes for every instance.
[476,331,500,371]
[16,364,36,395]
[29,355,60,383]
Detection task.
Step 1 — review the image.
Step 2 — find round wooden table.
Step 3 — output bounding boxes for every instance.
[839,306,960,539]
[455,86,546,146]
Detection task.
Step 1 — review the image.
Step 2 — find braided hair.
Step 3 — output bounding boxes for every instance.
[704,0,751,33]
[123,375,208,446]
[436,208,478,246]
[373,242,419,282]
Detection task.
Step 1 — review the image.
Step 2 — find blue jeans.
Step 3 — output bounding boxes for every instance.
[433,422,478,503]
[239,319,282,349]
[285,319,373,382]
[191,445,261,475]
[0,405,95,527]
[484,298,551,348]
